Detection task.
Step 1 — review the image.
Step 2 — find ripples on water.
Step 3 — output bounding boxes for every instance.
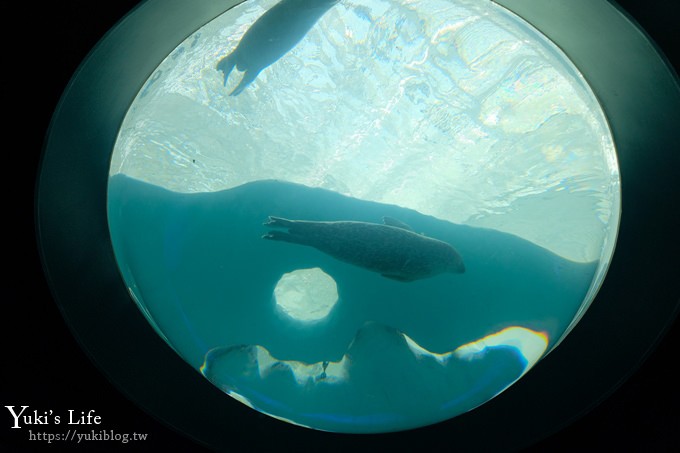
[111,0,618,260]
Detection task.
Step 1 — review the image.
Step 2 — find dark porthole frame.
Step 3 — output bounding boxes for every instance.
[35,0,679,450]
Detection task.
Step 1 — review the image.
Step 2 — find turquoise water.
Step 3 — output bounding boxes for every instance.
[108,0,619,433]
[109,174,596,432]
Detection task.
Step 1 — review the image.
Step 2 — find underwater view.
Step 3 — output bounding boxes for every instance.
[108,0,620,433]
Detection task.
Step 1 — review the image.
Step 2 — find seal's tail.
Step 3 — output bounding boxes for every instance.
[229,70,259,96]
[262,230,306,244]
[216,53,236,86]
[263,216,294,228]
[262,217,306,245]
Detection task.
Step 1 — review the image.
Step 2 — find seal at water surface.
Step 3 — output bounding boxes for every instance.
[263,216,465,281]
[217,0,340,96]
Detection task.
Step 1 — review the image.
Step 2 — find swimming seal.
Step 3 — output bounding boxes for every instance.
[263,216,465,281]
[217,0,340,96]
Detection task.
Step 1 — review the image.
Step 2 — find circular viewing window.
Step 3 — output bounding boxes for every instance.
[107,0,620,433]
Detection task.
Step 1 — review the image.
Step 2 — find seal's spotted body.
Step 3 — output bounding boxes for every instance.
[263,216,465,281]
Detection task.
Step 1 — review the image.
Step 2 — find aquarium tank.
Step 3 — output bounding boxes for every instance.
[107,0,620,433]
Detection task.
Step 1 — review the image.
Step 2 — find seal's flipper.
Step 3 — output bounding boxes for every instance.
[382,216,415,232]
[230,69,259,96]
[264,216,295,228]
[262,230,306,245]
[216,54,237,86]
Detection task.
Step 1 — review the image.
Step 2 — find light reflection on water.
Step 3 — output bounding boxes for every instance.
[111,0,619,263]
